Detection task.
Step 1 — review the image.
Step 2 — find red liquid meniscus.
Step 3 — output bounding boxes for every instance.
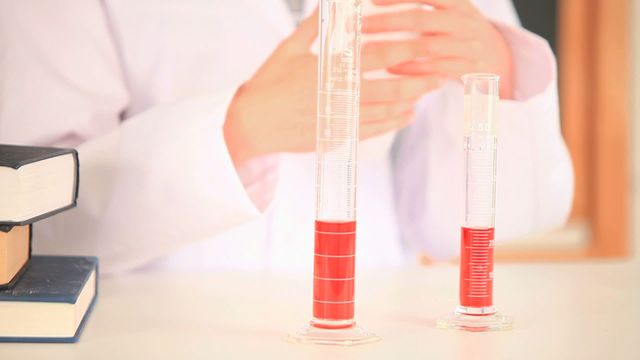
[313,220,356,328]
[460,227,494,309]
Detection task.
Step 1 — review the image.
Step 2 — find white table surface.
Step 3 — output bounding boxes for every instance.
[1,261,638,360]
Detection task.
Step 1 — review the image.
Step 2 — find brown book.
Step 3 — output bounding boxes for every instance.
[0,225,31,288]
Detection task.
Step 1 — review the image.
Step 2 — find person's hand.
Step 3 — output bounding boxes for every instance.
[362,0,514,99]
[224,10,440,166]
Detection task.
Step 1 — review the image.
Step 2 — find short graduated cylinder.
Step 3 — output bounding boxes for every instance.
[459,74,500,316]
[438,73,512,332]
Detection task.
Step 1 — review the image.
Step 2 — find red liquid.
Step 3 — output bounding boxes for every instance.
[460,227,494,308]
[313,220,356,328]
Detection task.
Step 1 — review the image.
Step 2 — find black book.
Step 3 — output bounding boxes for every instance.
[0,144,79,225]
[0,256,98,343]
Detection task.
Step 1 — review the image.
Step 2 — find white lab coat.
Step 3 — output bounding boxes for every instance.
[0,0,573,274]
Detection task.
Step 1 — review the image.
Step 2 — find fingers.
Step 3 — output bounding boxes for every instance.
[360,101,415,123]
[362,8,457,35]
[359,112,415,140]
[361,76,440,103]
[371,0,465,10]
[362,38,428,71]
[282,7,319,51]
[362,35,469,71]
[388,57,473,79]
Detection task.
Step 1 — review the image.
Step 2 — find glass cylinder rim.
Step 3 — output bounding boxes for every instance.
[461,73,500,84]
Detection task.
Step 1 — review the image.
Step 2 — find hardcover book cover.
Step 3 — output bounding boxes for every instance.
[0,256,98,343]
[0,144,79,225]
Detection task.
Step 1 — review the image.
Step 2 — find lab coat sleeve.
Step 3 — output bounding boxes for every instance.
[0,0,263,273]
[393,13,574,260]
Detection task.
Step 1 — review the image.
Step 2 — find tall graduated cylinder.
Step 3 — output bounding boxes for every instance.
[459,74,500,315]
[313,0,362,329]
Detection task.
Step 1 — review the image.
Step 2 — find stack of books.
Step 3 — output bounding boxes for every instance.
[0,144,98,343]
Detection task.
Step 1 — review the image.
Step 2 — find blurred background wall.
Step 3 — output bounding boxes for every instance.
[496,1,635,261]
[512,0,557,53]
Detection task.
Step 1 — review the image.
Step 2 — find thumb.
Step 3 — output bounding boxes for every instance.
[283,7,319,51]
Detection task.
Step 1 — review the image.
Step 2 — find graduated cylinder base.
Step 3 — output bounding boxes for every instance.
[289,324,380,346]
[437,308,513,332]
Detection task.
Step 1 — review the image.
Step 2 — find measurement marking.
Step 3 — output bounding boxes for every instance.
[315,230,356,235]
[313,276,355,281]
[314,253,355,258]
[317,115,358,120]
[314,162,359,165]
[313,299,355,304]
[318,90,359,94]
